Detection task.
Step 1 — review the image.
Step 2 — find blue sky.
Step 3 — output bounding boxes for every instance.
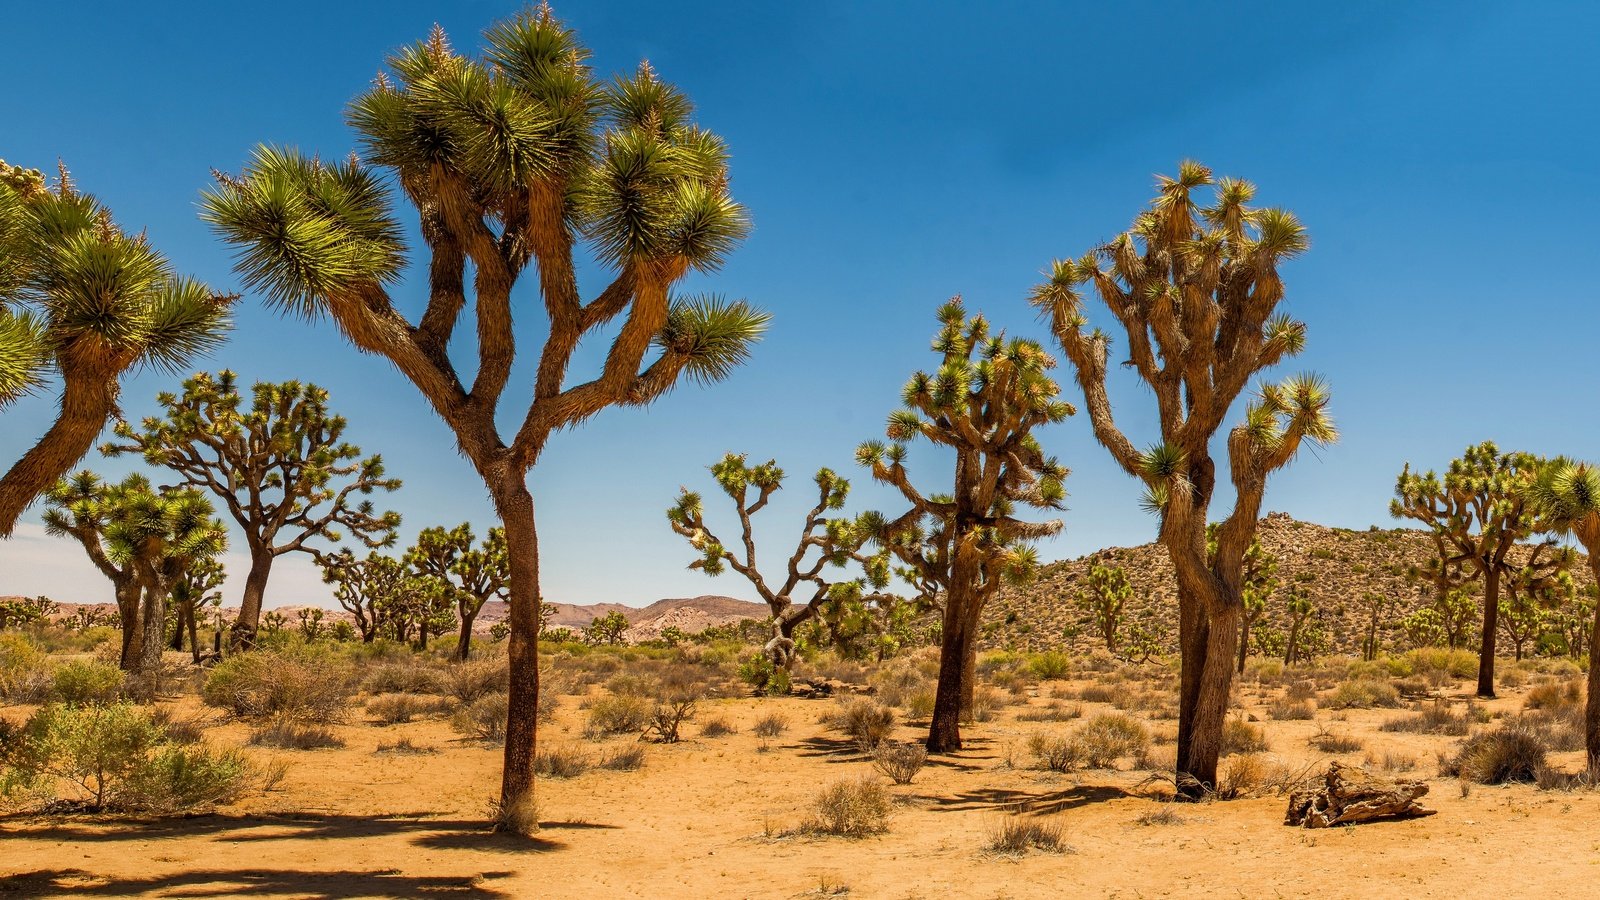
[4,1,1599,610]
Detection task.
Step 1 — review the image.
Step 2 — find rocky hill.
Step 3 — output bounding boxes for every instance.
[478,594,766,640]
[982,512,1594,658]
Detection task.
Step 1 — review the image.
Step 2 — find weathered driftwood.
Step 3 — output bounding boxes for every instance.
[1285,762,1436,828]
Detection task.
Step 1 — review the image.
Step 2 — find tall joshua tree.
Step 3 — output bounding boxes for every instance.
[43,472,227,674]
[320,548,405,643]
[104,371,401,649]
[858,299,1070,753]
[1529,460,1600,775]
[0,161,233,535]
[1391,441,1554,697]
[201,9,766,831]
[406,523,509,660]
[1031,162,1335,795]
[667,453,891,667]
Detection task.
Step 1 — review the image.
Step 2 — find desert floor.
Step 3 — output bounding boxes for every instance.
[3,671,1596,899]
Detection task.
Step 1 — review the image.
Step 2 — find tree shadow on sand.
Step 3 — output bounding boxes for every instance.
[0,867,518,899]
[919,784,1136,815]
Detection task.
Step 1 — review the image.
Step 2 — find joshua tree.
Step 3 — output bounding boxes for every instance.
[42,472,226,674]
[169,556,224,661]
[858,298,1070,752]
[407,523,509,660]
[1392,442,1555,697]
[1031,162,1334,794]
[1281,588,1314,665]
[1356,592,1392,662]
[319,549,406,643]
[201,10,765,831]
[1237,537,1278,672]
[667,453,891,666]
[104,371,401,649]
[1077,559,1131,654]
[584,610,629,646]
[0,161,233,535]
[1528,460,1600,774]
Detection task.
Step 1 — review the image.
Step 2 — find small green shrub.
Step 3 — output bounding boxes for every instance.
[452,692,509,742]
[1404,647,1478,680]
[1076,713,1149,768]
[1028,732,1084,773]
[0,633,49,702]
[361,661,447,695]
[584,694,650,738]
[737,654,791,696]
[1027,652,1072,681]
[118,744,251,812]
[48,660,124,706]
[804,776,890,836]
[447,658,508,703]
[203,644,354,722]
[827,699,895,752]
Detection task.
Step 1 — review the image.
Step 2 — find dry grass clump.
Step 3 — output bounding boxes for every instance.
[535,745,591,779]
[1443,724,1548,784]
[1077,713,1149,768]
[644,695,697,744]
[804,776,891,837]
[1134,806,1187,826]
[374,737,438,755]
[597,745,646,772]
[872,742,928,785]
[365,693,433,725]
[451,693,508,742]
[1364,749,1417,773]
[752,712,789,739]
[584,694,651,739]
[1222,717,1269,755]
[1267,699,1315,721]
[446,658,508,703]
[248,717,345,750]
[1380,699,1483,735]
[204,645,353,723]
[1525,679,1582,712]
[872,666,927,708]
[1535,766,1597,792]
[904,688,936,721]
[824,699,896,752]
[699,716,737,738]
[362,661,447,696]
[1017,700,1084,722]
[1308,724,1364,753]
[985,816,1068,855]
[1214,752,1267,799]
[1324,678,1401,710]
[1028,732,1084,773]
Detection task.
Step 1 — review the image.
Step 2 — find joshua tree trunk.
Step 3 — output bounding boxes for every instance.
[186,604,201,663]
[0,358,122,537]
[1237,618,1251,674]
[115,582,141,671]
[1176,591,1240,796]
[456,609,478,662]
[929,551,981,753]
[139,586,165,677]
[231,550,273,651]
[493,477,542,833]
[1478,566,1500,699]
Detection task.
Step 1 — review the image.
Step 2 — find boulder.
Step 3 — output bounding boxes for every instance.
[1285,762,1436,828]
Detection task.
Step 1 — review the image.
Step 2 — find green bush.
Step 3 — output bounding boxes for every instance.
[1027,651,1072,681]
[0,633,49,702]
[0,702,249,812]
[447,657,508,702]
[203,643,354,722]
[737,653,791,696]
[584,694,650,738]
[1324,678,1402,709]
[49,660,124,706]
[1404,648,1478,680]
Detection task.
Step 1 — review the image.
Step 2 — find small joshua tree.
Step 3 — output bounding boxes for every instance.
[1356,593,1392,662]
[406,523,509,660]
[1281,588,1314,665]
[318,549,407,643]
[668,453,891,667]
[104,371,401,649]
[1032,162,1334,794]
[585,611,630,646]
[1392,442,1558,697]
[858,298,1070,752]
[0,161,233,535]
[1077,559,1131,654]
[169,557,224,661]
[1236,538,1278,672]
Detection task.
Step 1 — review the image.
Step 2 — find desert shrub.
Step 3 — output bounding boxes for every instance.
[752,712,789,739]
[1405,647,1478,680]
[584,694,651,738]
[1028,732,1084,773]
[736,654,791,696]
[904,688,936,720]
[827,700,896,752]
[47,660,124,706]
[985,816,1067,854]
[537,689,558,724]
[872,742,928,785]
[1307,724,1364,753]
[1215,752,1265,799]
[1244,658,1284,684]
[1076,683,1124,705]
[0,702,248,812]
[1017,700,1083,722]
[604,673,657,698]
[965,687,1005,724]
[534,745,591,779]
[366,693,431,725]
[804,776,890,837]
[1364,750,1418,774]
[1380,699,1481,736]
[872,666,926,708]
[361,661,447,695]
[1027,651,1072,681]
[0,633,50,702]
[597,745,646,771]
[447,658,508,703]
[699,716,737,738]
[449,692,508,742]
[644,696,697,743]
[1267,699,1315,721]
[1444,724,1548,784]
[203,644,353,722]
[375,737,438,755]
[1525,679,1582,712]
[1135,806,1187,826]
[248,718,344,750]
[1077,713,1149,768]
[1535,765,1596,792]
[1222,717,1269,754]
[1324,678,1401,710]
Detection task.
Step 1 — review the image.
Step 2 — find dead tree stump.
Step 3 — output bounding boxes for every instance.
[1285,762,1436,828]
